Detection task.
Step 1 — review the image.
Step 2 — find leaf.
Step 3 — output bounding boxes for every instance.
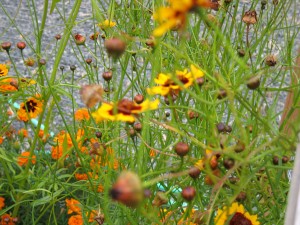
[91,0,104,21]
[50,0,61,14]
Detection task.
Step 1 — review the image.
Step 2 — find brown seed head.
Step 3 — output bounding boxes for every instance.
[55,34,62,40]
[242,10,258,25]
[223,158,235,169]
[102,71,113,81]
[95,131,102,139]
[133,123,142,132]
[273,156,279,165]
[17,42,26,50]
[182,186,196,201]
[265,55,277,66]
[282,155,289,164]
[86,58,93,64]
[104,38,126,58]
[109,171,143,207]
[247,76,260,90]
[174,142,189,157]
[216,122,226,133]
[80,84,104,108]
[24,58,35,67]
[189,167,201,179]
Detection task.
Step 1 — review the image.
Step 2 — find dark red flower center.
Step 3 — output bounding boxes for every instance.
[109,99,142,115]
[230,212,252,225]
[23,100,38,113]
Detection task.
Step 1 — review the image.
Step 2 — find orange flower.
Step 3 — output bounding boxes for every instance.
[0,197,5,210]
[17,151,36,166]
[68,215,83,225]
[75,108,90,121]
[18,128,28,138]
[0,78,17,93]
[54,131,73,149]
[75,173,89,181]
[0,64,8,77]
[0,137,4,145]
[149,149,156,157]
[97,185,104,193]
[65,198,81,214]
[0,213,16,225]
[17,96,43,122]
[51,145,65,160]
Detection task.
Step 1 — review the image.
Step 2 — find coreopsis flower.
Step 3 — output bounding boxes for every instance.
[0,213,16,225]
[0,77,18,93]
[0,197,5,210]
[75,108,90,121]
[17,151,36,166]
[0,64,8,76]
[98,19,116,29]
[75,173,89,181]
[0,137,3,145]
[65,198,81,215]
[17,95,43,122]
[153,0,218,37]
[68,215,83,225]
[92,98,159,123]
[147,65,204,96]
[214,202,260,225]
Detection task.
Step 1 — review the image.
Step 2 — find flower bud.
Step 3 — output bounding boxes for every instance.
[189,166,201,179]
[110,171,143,207]
[86,58,92,64]
[265,55,277,66]
[196,77,205,86]
[74,33,86,45]
[234,141,245,153]
[282,155,289,164]
[24,57,35,67]
[217,89,227,99]
[273,156,279,165]
[39,59,46,65]
[102,71,113,81]
[133,123,142,132]
[134,94,144,104]
[181,186,196,201]
[188,110,199,120]
[70,65,76,71]
[146,36,156,48]
[90,32,100,40]
[174,142,189,157]
[55,34,62,40]
[223,158,235,169]
[95,131,102,139]
[104,38,126,58]
[1,42,11,52]
[216,122,226,133]
[17,42,26,50]
[237,49,245,57]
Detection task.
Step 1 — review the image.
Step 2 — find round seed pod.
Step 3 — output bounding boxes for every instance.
[17,42,26,50]
[265,55,277,66]
[216,122,226,133]
[95,131,102,139]
[70,65,76,71]
[174,142,189,157]
[282,156,289,164]
[60,65,65,71]
[86,58,92,64]
[217,89,227,99]
[55,34,62,40]
[1,41,11,51]
[182,186,196,201]
[196,77,205,87]
[247,76,260,90]
[134,94,144,104]
[189,167,201,179]
[104,37,126,58]
[273,156,279,165]
[102,71,113,81]
[133,123,142,132]
[234,141,245,153]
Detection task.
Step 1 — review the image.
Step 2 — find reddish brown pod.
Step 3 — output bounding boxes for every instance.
[182,186,196,201]
[174,142,189,157]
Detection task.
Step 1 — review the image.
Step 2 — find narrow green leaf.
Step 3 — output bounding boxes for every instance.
[50,0,61,14]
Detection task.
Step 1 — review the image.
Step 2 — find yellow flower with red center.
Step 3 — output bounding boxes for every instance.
[75,108,90,121]
[147,65,204,96]
[0,64,8,76]
[17,95,43,122]
[0,197,5,210]
[214,202,260,225]
[17,151,36,166]
[92,98,159,123]
[153,0,217,37]
[98,19,116,29]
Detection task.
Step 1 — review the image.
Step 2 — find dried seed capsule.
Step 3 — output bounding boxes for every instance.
[109,171,143,207]
[133,123,142,132]
[102,71,113,81]
[134,94,144,104]
[55,34,62,40]
[216,122,226,133]
[189,166,201,179]
[242,10,258,25]
[217,89,227,99]
[273,156,279,165]
[17,41,26,50]
[86,58,92,64]
[223,158,235,169]
[265,55,277,66]
[182,186,196,201]
[247,76,260,90]
[174,142,189,157]
[70,65,76,71]
[236,191,247,202]
[282,156,289,164]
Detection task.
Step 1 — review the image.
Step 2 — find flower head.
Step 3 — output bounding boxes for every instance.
[68,215,83,225]
[0,64,8,77]
[75,108,90,121]
[214,202,260,225]
[0,78,18,93]
[92,98,159,122]
[65,198,81,215]
[0,197,5,210]
[98,19,116,29]
[17,95,43,122]
[17,151,36,166]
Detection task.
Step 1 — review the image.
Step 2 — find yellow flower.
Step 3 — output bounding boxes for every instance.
[92,98,159,122]
[0,64,8,76]
[148,65,204,96]
[98,19,116,29]
[214,202,260,225]
[17,95,43,122]
[153,0,217,37]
